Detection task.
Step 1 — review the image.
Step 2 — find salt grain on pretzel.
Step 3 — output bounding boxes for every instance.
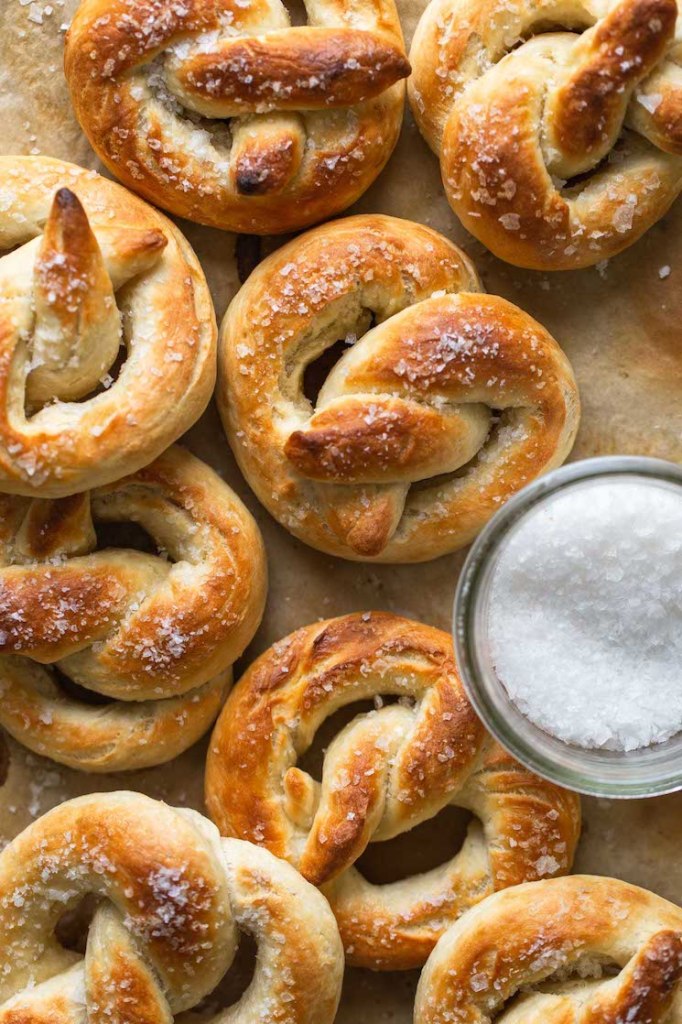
[0,792,343,1024]
[409,0,682,269]
[0,446,267,772]
[415,875,682,1023]
[205,612,581,970]
[219,214,580,562]
[0,157,216,498]
[64,0,410,234]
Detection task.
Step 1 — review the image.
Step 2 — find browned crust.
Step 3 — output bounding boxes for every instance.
[285,398,457,483]
[64,0,407,234]
[0,794,343,1022]
[409,0,682,269]
[231,118,305,196]
[0,156,217,497]
[441,63,682,269]
[0,794,232,998]
[19,493,93,559]
[205,612,581,970]
[219,215,580,561]
[415,876,682,1023]
[553,0,676,157]
[0,445,266,771]
[175,28,410,112]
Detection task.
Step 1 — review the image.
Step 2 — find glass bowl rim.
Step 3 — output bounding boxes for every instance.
[453,455,682,799]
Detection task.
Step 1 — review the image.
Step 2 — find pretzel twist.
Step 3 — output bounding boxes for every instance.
[64,0,409,234]
[409,0,682,269]
[0,792,343,1024]
[415,876,682,1023]
[0,157,216,498]
[206,613,581,970]
[0,445,267,772]
[219,215,580,563]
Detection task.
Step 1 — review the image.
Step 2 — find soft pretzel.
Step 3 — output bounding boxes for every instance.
[64,0,409,235]
[0,445,267,772]
[218,215,580,563]
[0,791,344,1024]
[0,157,216,498]
[205,612,581,970]
[415,875,682,1023]
[409,0,682,269]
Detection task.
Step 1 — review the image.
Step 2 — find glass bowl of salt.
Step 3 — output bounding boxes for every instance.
[454,456,682,798]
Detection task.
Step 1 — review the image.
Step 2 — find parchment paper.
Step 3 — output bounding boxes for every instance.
[2,0,682,1019]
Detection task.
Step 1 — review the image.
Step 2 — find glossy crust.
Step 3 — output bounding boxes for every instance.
[0,445,267,772]
[409,0,682,270]
[218,214,580,563]
[415,875,682,1023]
[205,612,581,970]
[0,156,216,497]
[64,0,409,234]
[0,792,344,1024]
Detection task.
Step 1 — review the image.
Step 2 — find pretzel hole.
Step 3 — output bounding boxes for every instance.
[302,313,376,406]
[25,342,129,417]
[55,893,99,954]
[51,666,115,706]
[499,956,622,1016]
[65,343,127,408]
[188,934,257,1018]
[510,14,593,49]
[302,337,355,406]
[561,149,615,195]
[296,697,404,780]
[280,0,308,27]
[356,805,477,885]
[94,520,169,560]
[533,956,621,989]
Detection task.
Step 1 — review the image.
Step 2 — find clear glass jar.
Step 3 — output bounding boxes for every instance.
[453,456,682,798]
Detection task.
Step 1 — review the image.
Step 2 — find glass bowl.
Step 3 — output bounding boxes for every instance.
[453,456,682,798]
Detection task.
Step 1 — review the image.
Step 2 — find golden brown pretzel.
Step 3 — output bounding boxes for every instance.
[409,0,682,269]
[0,791,344,1024]
[0,157,216,498]
[205,612,581,970]
[218,215,580,563]
[415,876,682,1023]
[64,0,409,234]
[0,445,267,772]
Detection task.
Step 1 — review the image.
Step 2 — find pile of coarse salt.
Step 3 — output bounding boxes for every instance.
[488,477,682,752]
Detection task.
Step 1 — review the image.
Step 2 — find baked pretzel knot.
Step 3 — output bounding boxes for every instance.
[416,876,682,1023]
[205,613,581,970]
[0,446,266,772]
[219,215,580,562]
[0,792,343,1024]
[409,0,682,269]
[64,0,409,235]
[0,157,216,498]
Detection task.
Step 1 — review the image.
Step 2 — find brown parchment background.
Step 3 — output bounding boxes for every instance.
[2,0,682,1019]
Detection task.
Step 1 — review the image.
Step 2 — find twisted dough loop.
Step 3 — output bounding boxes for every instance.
[0,792,343,1024]
[409,0,682,269]
[64,0,409,234]
[0,157,216,497]
[415,876,682,1023]
[206,613,581,970]
[219,215,580,562]
[0,446,267,772]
